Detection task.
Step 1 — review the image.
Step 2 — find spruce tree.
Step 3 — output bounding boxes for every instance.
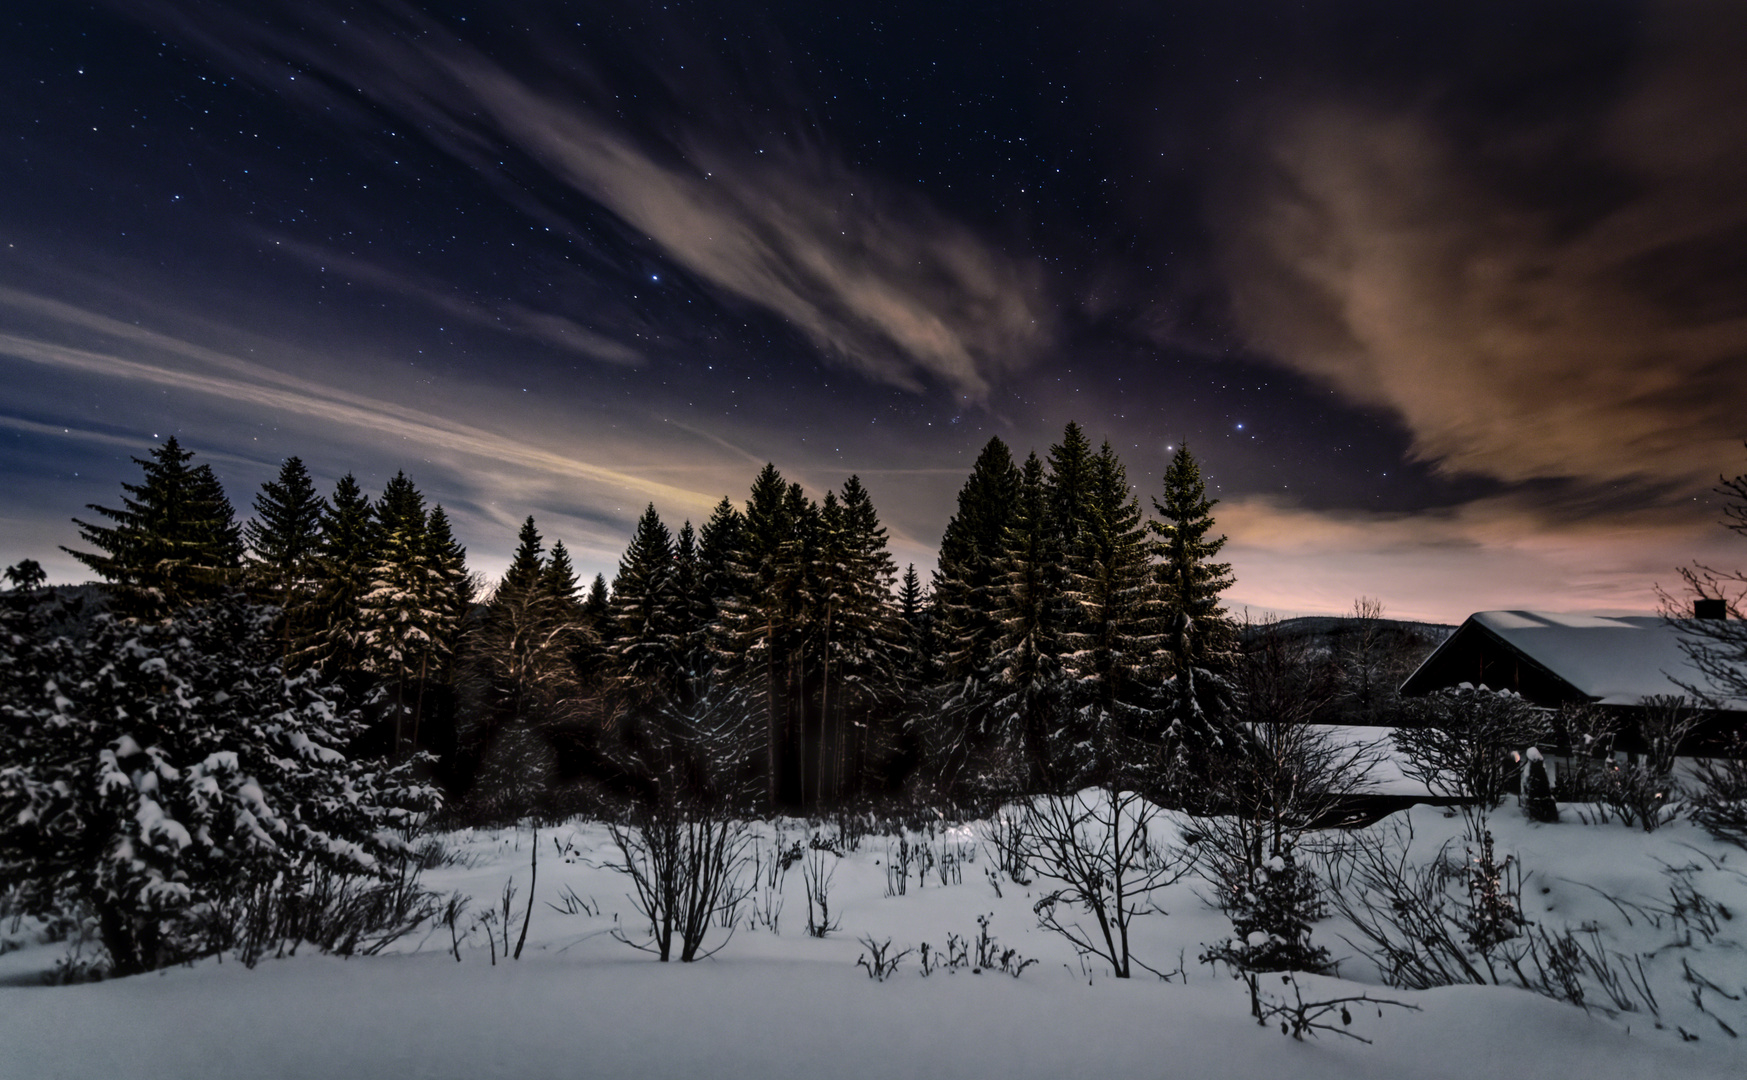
[1061,442,1162,782]
[583,573,610,622]
[543,539,581,609]
[726,464,802,807]
[1151,445,1239,786]
[243,456,325,596]
[831,476,901,800]
[244,456,327,663]
[932,437,1021,682]
[359,472,443,754]
[500,517,546,601]
[989,452,1066,792]
[423,504,472,683]
[303,474,377,675]
[926,439,1020,793]
[697,497,744,606]
[1045,422,1098,568]
[64,437,243,619]
[609,504,685,716]
[475,516,558,722]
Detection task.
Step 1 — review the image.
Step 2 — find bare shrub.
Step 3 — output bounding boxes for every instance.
[801,833,842,938]
[1328,812,1660,1019]
[855,935,910,980]
[979,806,1032,886]
[1328,815,1527,989]
[602,798,752,962]
[1256,973,1419,1043]
[1566,697,1705,831]
[1691,732,1747,849]
[1020,786,1196,979]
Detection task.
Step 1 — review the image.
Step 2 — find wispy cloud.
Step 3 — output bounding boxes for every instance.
[0,288,720,516]
[437,59,1051,399]
[259,235,643,367]
[121,1,1053,401]
[1216,0,1747,493]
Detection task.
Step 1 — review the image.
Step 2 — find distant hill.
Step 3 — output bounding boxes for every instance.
[1238,614,1457,726]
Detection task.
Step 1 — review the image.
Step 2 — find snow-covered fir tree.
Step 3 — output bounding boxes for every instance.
[358,472,449,754]
[0,592,439,976]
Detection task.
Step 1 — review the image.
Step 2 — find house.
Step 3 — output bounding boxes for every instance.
[1400,609,1745,749]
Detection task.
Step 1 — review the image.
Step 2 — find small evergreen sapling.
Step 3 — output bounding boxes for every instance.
[1202,848,1332,1017]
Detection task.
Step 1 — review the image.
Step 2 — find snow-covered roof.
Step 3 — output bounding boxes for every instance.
[1417,611,1743,708]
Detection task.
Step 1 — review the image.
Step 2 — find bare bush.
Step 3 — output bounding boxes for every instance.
[979,806,1032,886]
[1328,813,1662,1019]
[602,798,753,962]
[1327,815,1528,989]
[801,834,842,938]
[855,935,910,980]
[1020,786,1196,979]
[1255,973,1419,1043]
[1691,732,1747,849]
[1564,697,1704,831]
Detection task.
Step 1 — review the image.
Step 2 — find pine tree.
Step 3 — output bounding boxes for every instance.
[475,516,562,723]
[989,452,1066,792]
[501,517,546,600]
[694,496,745,684]
[1046,422,1098,563]
[243,456,325,595]
[932,437,1021,681]
[926,438,1020,792]
[1151,445,1239,787]
[830,476,901,800]
[720,464,802,807]
[64,437,243,619]
[543,539,581,609]
[302,474,377,676]
[583,573,610,622]
[243,456,326,663]
[898,564,926,654]
[1061,441,1162,782]
[358,472,444,755]
[698,497,744,606]
[609,504,685,718]
[422,504,472,684]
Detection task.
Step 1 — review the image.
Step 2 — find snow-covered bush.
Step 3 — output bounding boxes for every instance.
[1522,747,1559,823]
[0,592,440,976]
[1395,685,1549,822]
[1202,849,1331,976]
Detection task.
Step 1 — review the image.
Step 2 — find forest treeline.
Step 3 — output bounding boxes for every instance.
[17,423,1424,820]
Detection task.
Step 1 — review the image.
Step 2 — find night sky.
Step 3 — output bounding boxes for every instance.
[4,0,1745,623]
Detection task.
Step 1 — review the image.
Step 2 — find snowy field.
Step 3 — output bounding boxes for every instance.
[4,801,1746,1080]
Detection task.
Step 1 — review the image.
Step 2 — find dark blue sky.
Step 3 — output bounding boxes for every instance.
[3,0,1744,621]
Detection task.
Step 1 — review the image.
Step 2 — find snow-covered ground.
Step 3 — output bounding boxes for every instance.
[4,801,1745,1080]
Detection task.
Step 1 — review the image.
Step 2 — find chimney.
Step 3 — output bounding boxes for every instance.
[1694,598,1727,620]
